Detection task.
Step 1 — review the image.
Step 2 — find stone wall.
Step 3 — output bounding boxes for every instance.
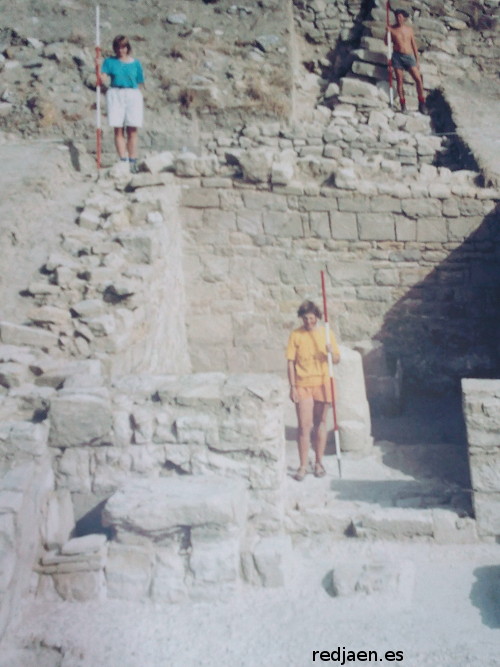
[179,167,500,391]
[48,372,287,534]
[462,378,500,539]
[16,173,190,378]
[0,423,54,640]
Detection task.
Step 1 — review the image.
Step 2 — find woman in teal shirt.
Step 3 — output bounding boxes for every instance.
[96,35,145,171]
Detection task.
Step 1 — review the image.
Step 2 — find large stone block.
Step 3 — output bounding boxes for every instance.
[469,452,500,493]
[473,492,500,537]
[151,547,188,603]
[102,477,248,540]
[0,322,58,350]
[330,559,414,598]
[106,542,154,601]
[189,537,240,589]
[330,212,358,240]
[49,393,112,447]
[243,534,293,587]
[52,570,106,601]
[357,213,395,240]
[402,199,442,218]
[42,489,74,550]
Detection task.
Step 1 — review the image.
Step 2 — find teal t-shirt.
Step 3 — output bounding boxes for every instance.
[102,57,144,88]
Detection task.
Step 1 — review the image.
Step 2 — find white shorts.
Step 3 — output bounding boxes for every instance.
[106,87,143,128]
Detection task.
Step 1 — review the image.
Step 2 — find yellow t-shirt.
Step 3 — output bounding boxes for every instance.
[286,326,340,387]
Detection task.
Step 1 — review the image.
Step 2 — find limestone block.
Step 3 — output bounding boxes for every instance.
[352,508,434,539]
[181,187,220,208]
[102,477,248,540]
[401,198,441,218]
[238,148,274,183]
[49,393,112,447]
[432,509,478,544]
[157,373,226,408]
[56,448,92,493]
[38,545,107,574]
[250,534,292,587]
[469,452,500,493]
[473,493,500,537]
[236,210,264,235]
[52,569,106,601]
[262,210,303,237]
[340,77,379,98]
[141,151,174,174]
[335,167,358,190]
[129,407,154,445]
[338,420,372,454]
[271,151,295,186]
[310,211,330,238]
[84,314,116,337]
[0,322,58,350]
[61,534,107,556]
[78,208,101,230]
[330,559,414,597]
[71,299,106,319]
[175,414,219,448]
[0,421,49,458]
[190,536,240,588]
[352,60,387,80]
[330,211,358,240]
[0,513,15,586]
[417,218,448,242]
[117,232,155,264]
[332,346,372,445]
[42,489,74,550]
[151,547,188,603]
[0,362,29,389]
[106,542,154,600]
[358,213,395,241]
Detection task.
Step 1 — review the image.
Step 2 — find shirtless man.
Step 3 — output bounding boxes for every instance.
[385,8,426,113]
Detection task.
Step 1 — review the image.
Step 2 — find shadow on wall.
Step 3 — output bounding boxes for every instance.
[470,566,500,629]
[375,202,500,395]
[427,90,482,175]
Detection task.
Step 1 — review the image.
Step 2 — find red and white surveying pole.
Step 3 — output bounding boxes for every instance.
[321,270,342,479]
[386,1,394,108]
[95,4,102,169]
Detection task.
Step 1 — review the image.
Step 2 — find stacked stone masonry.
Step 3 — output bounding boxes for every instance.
[462,379,500,539]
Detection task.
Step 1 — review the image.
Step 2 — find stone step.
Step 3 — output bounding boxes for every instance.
[283,440,476,543]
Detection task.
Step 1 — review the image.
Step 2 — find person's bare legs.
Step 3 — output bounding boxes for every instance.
[395,68,405,110]
[126,126,138,159]
[113,127,127,159]
[295,396,314,470]
[312,400,329,467]
[409,66,425,100]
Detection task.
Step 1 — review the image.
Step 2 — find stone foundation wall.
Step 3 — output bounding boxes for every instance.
[48,372,287,535]
[13,175,190,378]
[462,378,500,539]
[0,423,54,640]
[180,171,500,390]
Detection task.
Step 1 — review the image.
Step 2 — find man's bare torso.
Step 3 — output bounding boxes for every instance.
[388,24,415,54]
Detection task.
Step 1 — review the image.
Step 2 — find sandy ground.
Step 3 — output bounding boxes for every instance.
[1,539,499,667]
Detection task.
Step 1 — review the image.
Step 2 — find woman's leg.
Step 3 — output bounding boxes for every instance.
[312,401,329,465]
[126,127,138,159]
[296,396,314,468]
[114,127,127,159]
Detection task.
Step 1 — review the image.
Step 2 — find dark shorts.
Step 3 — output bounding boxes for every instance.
[392,52,417,70]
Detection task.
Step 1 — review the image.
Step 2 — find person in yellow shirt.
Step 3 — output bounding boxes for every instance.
[286,300,340,481]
